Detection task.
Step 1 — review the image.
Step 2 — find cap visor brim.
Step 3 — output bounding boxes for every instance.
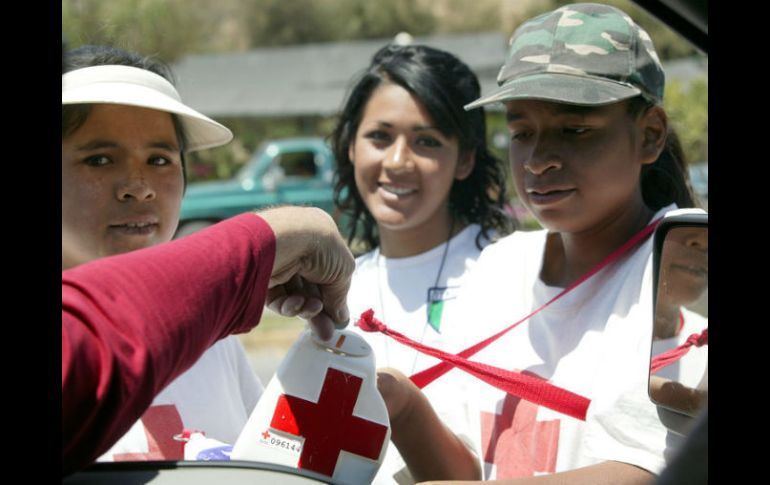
[63,84,232,152]
[465,73,642,110]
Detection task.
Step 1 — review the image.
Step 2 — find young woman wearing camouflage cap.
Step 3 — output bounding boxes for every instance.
[376,4,701,483]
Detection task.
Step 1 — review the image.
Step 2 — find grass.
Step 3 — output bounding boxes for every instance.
[237,308,307,351]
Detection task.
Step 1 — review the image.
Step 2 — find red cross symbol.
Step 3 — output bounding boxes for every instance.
[270,367,388,477]
[480,371,560,478]
[113,404,184,461]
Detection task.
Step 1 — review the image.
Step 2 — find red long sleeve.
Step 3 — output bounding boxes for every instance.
[62,213,275,475]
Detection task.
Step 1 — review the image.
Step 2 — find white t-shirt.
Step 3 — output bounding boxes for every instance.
[446,205,692,480]
[98,335,263,461]
[348,224,491,484]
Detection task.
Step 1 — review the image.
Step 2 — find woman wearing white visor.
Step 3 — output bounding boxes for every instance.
[62,45,262,462]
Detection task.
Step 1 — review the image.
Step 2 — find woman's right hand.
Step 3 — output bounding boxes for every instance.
[256,206,355,341]
[377,367,482,481]
[377,367,418,424]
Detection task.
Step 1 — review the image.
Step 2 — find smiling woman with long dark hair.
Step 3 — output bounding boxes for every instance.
[331,43,513,483]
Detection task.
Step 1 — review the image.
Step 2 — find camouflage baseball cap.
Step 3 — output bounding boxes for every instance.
[465,3,664,110]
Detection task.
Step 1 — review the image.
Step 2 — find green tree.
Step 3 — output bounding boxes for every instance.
[240,0,437,47]
[664,78,708,163]
[437,0,501,33]
[63,0,703,62]
[63,0,707,190]
[62,0,213,62]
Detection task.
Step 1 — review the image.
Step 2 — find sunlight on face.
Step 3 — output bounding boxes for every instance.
[62,104,184,268]
[506,99,648,235]
[350,83,472,251]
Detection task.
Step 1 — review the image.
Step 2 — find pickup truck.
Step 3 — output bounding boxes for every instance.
[177,137,337,237]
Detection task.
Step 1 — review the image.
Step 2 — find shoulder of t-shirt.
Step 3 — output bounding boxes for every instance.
[354,249,377,269]
[211,334,247,354]
[661,206,707,219]
[179,335,238,368]
[680,307,708,333]
[478,228,548,261]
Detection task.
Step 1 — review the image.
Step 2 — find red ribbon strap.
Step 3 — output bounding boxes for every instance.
[358,310,590,420]
[410,217,663,389]
[357,217,664,422]
[650,328,708,374]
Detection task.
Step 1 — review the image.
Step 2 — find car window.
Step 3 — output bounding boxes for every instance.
[276,151,318,179]
[64,1,707,481]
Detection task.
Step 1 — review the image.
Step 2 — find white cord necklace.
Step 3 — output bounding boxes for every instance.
[377,220,454,376]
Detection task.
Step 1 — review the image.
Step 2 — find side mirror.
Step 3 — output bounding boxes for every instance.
[649,212,708,435]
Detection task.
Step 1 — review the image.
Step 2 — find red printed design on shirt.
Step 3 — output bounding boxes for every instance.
[113,404,185,461]
[480,372,560,478]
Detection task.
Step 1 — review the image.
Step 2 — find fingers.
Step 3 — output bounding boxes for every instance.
[265,274,330,340]
[308,312,336,341]
[318,275,351,328]
[277,276,306,317]
[376,368,412,420]
[266,286,288,314]
[297,298,324,320]
[376,371,396,405]
[378,367,409,381]
[285,235,354,329]
[268,261,301,289]
[258,206,354,333]
[267,276,325,319]
[307,242,354,328]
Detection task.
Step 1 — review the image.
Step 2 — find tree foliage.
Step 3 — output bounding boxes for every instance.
[62,0,212,62]
[241,0,437,47]
[63,0,697,62]
[664,78,708,164]
[63,0,441,60]
[63,0,707,187]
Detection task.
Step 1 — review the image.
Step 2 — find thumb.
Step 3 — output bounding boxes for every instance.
[318,270,352,327]
[302,277,350,341]
[301,239,354,337]
[305,273,351,342]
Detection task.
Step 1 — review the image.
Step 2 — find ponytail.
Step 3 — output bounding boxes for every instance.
[629,97,698,210]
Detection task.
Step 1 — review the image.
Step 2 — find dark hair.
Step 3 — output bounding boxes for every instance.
[627,97,697,210]
[331,44,513,252]
[61,45,188,187]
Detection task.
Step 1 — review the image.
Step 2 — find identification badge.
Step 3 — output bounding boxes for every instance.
[426,286,459,333]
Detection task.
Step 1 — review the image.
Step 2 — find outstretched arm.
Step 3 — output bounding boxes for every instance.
[62,208,354,475]
[62,213,275,474]
[377,368,481,482]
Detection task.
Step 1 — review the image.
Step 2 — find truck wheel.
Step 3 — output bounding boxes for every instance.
[175,220,214,239]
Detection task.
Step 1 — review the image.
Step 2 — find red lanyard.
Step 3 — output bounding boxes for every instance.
[650,328,708,374]
[357,217,663,421]
[359,310,590,420]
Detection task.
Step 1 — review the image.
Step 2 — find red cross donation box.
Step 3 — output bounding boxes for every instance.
[231,329,390,484]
